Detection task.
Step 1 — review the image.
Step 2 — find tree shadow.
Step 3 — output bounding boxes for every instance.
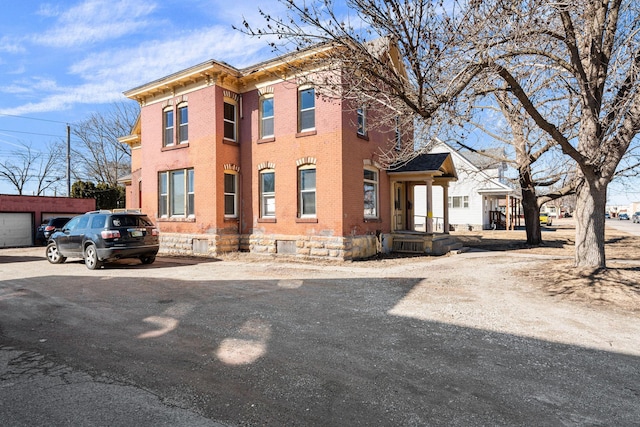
[1,274,638,426]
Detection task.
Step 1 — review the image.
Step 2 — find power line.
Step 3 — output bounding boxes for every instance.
[0,112,70,125]
[0,127,68,139]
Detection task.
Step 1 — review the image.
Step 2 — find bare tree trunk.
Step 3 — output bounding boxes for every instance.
[574,178,607,269]
[521,186,541,245]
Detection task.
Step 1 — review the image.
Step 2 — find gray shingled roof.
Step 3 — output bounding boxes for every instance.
[389,152,453,176]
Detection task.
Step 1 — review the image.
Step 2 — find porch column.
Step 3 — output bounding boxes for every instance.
[442,182,449,234]
[425,177,433,233]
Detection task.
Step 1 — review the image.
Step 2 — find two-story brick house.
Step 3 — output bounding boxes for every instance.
[120,42,457,260]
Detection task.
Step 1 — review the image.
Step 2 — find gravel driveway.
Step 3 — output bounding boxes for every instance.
[1,246,639,426]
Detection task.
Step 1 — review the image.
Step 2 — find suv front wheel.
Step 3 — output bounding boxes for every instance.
[84,244,103,270]
[46,242,66,264]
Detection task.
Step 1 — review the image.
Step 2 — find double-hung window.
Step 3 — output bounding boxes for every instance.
[298,167,316,217]
[224,101,237,141]
[260,97,274,139]
[187,169,194,216]
[260,170,275,217]
[224,172,237,217]
[395,116,401,150]
[159,172,168,217]
[448,196,469,209]
[364,168,378,218]
[178,104,188,143]
[298,87,315,132]
[163,108,174,146]
[158,169,194,218]
[357,106,367,136]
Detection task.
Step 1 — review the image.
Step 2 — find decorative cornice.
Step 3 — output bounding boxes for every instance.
[224,163,240,173]
[296,157,317,166]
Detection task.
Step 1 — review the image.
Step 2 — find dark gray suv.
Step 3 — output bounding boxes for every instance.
[46,210,160,269]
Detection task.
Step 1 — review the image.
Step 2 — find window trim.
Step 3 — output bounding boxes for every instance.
[298,165,317,218]
[357,106,367,136]
[298,87,316,133]
[224,172,238,218]
[158,168,194,219]
[448,195,469,209]
[178,103,188,144]
[163,107,174,147]
[260,96,274,140]
[363,167,379,218]
[259,169,276,218]
[394,116,401,151]
[223,100,237,142]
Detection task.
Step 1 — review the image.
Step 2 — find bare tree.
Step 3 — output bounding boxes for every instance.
[449,78,581,246]
[241,0,640,269]
[71,101,138,185]
[0,141,64,195]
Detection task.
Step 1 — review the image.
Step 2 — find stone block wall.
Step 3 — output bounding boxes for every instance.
[160,232,379,260]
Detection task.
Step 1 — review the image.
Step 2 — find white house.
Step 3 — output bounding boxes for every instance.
[413,141,520,231]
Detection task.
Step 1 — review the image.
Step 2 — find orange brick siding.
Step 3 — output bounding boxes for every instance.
[126,62,399,259]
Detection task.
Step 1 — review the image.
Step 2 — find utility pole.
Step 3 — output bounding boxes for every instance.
[66,124,71,196]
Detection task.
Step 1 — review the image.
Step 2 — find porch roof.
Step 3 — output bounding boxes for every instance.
[387,152,457,180]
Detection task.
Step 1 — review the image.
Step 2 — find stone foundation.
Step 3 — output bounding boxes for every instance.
[159,233,240,257]
[159,232,379,260]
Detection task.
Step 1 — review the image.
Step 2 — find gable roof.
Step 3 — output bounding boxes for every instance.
[387,152,457,181]
[429,140,517,196]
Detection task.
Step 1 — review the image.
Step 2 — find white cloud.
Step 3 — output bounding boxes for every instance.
[0,36,26,54]
[32,0,159,48]
[70,26,274,89]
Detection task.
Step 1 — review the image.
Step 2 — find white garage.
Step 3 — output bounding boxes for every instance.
[0,212,33,247]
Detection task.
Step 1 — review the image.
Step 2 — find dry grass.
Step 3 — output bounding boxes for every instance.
[453,220,640,312]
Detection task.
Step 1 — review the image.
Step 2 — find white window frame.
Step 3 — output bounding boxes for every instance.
[163,107,174,147]
[448,196,469,209]
[158,169,194,218]
[298,166,316,217]
[159,172,168,217]
[298,87,315,132]
[260,96,274,139]
[395,116,401,150]
[178,103,188,144]
[260,169,275,218]
[364,167,378,218]
[357,106,367,136]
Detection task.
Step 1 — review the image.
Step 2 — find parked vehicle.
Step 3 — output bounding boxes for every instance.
[605,212,610,219]
[35,217,72,245]
[632,212,640,223]
[46,210,159,270]
[539,212,553,226]
[619,213,630,220]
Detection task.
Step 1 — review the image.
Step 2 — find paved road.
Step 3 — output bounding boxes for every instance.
[606,216,640,236]
[1,248,639,426]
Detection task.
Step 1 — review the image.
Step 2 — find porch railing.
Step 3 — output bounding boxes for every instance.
[412,215,445,232]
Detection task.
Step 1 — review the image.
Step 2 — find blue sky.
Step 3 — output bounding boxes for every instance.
[0,0,637,206]
[0,0,281,194]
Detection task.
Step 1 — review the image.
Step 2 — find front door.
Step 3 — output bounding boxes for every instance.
[393,182,405,231]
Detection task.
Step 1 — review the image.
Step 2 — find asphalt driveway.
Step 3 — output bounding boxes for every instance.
[0,247,638,426]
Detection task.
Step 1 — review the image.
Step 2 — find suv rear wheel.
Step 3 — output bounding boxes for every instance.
[140,255,156,265]
[46,242,66,264]
[84,244,103,270]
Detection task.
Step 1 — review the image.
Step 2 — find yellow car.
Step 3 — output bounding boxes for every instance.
[540,212,553,226]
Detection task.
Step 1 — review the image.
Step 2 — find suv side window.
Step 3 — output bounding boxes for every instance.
[63,216,81,231]
[90,215,107,229]
[76,215,90,230]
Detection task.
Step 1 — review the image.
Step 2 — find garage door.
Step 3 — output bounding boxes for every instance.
[0,213,33,247]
